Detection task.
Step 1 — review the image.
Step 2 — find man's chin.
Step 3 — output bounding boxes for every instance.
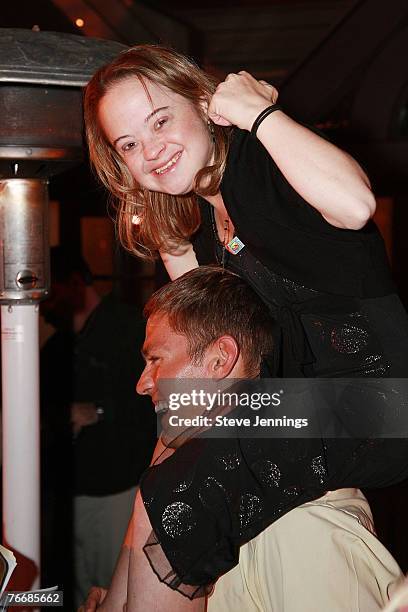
[154,401,168,415]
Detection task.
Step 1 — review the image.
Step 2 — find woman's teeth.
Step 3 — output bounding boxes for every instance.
[155,152,181,175]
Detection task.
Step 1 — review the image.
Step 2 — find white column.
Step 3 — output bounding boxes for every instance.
[1,303,40,589]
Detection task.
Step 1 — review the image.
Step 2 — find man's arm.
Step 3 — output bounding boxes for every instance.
[81,438,206,611]
[79,519,133,612]
[126,488,206,612]
[126,437,206,611]
[78,522,130,612]
[79,440,165,612]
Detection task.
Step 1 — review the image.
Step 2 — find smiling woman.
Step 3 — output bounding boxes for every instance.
[84,45,230,259]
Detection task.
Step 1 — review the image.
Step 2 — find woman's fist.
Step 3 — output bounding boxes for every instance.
[208,71,279,131]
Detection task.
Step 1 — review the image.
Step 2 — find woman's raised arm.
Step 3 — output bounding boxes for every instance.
[208,71,376,230]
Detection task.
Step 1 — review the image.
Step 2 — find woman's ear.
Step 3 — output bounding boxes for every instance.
[199,96,231,127]
[199,97,210,115]
[203,335,240,379]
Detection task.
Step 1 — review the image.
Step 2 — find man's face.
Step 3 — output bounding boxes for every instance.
[136,313,208,413]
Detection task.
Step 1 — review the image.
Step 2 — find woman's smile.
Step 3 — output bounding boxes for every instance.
[152,150,183,176]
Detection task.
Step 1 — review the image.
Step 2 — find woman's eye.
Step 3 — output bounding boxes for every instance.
[155,117,168,130]
[122,141,137,153]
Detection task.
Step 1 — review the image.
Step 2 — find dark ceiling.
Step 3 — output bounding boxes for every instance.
[2,0,354,80]
[2,1,77,35]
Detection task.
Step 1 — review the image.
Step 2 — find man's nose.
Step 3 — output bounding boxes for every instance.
[136,367,153,396]
[142,137,165,161]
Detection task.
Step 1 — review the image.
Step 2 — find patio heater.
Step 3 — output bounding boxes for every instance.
[0,28,125,590]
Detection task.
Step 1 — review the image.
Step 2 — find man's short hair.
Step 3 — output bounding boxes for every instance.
[144,266,275,377]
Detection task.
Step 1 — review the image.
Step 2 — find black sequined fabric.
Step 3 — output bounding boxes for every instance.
[141,436,327,597]
[210,205,396,379]
[141,432,408,598]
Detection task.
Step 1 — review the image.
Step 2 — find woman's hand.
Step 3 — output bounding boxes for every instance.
[208,71,278,130]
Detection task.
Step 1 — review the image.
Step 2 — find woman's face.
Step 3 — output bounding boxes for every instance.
[98,77,213,195]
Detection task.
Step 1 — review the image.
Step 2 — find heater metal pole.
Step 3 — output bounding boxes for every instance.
[0,178,49,591]
[1,303,40,589]
[0,30,127,597]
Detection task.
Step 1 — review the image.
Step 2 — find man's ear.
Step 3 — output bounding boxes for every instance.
[204,335,240,379]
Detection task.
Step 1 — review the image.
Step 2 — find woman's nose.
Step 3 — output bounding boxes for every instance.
[142,138,165,161]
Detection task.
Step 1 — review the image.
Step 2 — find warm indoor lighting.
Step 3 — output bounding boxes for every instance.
[75,18,84,28]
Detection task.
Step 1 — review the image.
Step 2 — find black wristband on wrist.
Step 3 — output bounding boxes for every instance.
[250,104,282,138]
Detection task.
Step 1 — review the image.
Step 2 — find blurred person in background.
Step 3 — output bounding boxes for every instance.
[40,246,156,609]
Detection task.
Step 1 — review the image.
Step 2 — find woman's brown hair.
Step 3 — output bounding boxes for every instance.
[84,45,231,259]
